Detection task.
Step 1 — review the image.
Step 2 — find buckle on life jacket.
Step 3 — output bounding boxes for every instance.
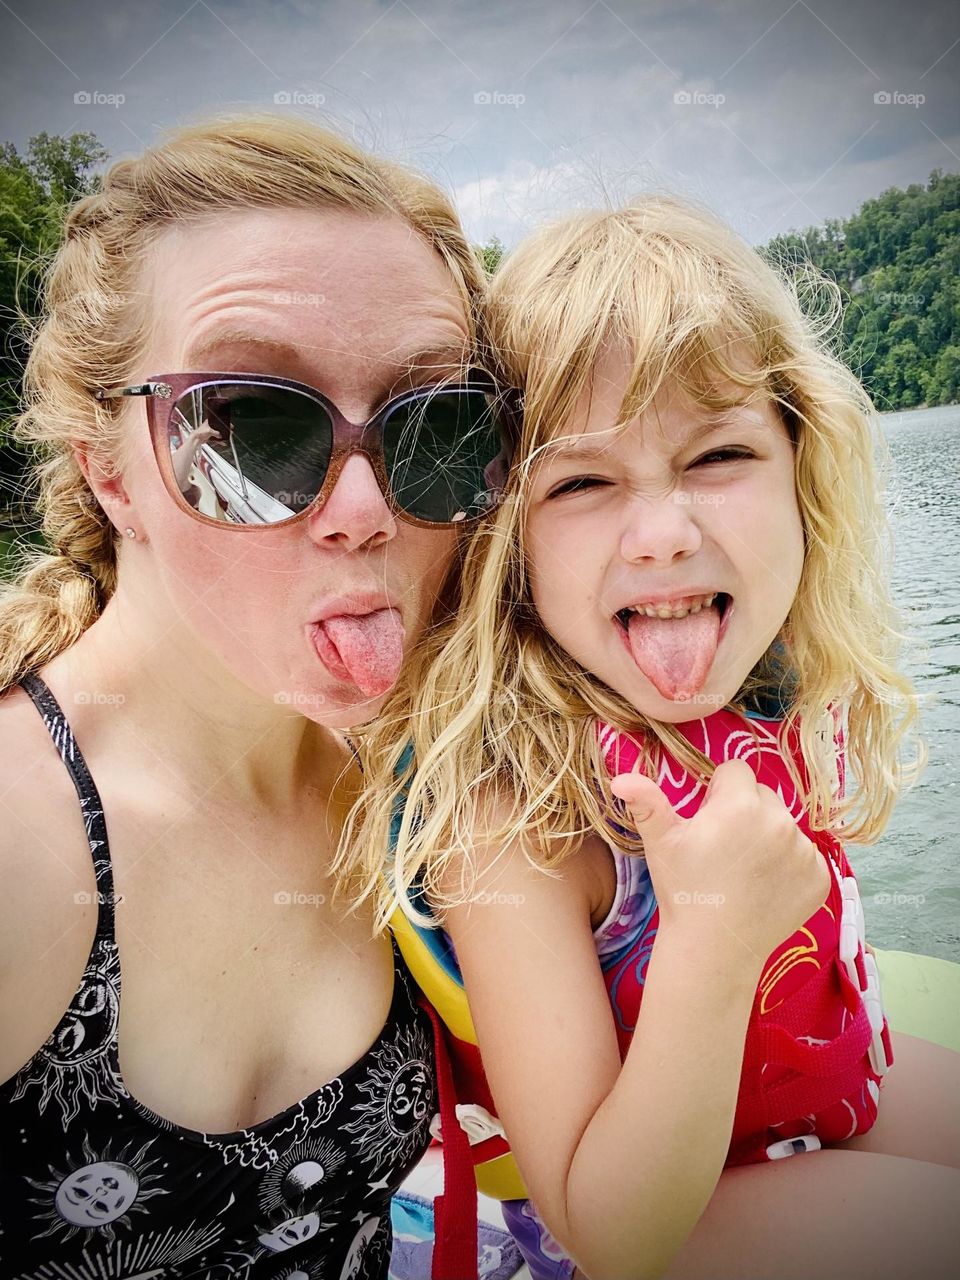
[765,1134,822,1159]
[839,876,890,1076]
[430,1102,506,1147]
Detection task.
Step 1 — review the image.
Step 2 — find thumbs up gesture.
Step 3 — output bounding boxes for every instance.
[611,760,831,966]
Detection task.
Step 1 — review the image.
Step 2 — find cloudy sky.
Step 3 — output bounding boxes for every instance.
[0,0,956,247]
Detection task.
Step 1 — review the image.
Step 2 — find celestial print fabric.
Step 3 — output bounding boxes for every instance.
[0,674,437,1279]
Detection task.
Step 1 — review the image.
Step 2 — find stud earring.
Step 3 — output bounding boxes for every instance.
[123,527,137,539]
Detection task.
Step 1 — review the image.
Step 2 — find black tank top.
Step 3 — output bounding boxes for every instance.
[0,673,436,1279]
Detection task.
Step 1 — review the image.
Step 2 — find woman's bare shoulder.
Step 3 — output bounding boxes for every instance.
[0,683,96,973]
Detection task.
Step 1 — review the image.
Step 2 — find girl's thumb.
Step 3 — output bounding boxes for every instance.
[609,773,678,847]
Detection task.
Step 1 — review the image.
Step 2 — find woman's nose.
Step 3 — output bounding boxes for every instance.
[306,453,397,551]
[619,493,703,565]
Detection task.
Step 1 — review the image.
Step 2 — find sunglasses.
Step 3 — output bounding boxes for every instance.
[93,370,515,529]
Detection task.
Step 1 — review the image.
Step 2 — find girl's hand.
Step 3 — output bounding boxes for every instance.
[191,425,222,450]
[610,760,831,968]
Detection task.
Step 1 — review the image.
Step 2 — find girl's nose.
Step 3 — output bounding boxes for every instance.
[306,453,398,551]
[619,493,703,565]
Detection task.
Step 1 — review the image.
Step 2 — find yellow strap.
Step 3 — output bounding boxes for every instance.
[388,904,530,1200]
[390,905,479,1045]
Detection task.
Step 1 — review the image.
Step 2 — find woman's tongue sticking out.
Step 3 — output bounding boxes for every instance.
[322,609,406,697]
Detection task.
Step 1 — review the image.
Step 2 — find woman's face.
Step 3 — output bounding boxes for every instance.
[524,348,805,724]
[103,207,468,729]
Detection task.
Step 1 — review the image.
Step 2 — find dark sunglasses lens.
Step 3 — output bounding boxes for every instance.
[164,382,333,524]
[382,388,509,524]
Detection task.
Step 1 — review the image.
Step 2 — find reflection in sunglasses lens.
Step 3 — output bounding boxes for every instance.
[166,383,333,524]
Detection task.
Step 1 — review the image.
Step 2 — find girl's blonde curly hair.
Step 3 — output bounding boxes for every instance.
[339,196,924,928]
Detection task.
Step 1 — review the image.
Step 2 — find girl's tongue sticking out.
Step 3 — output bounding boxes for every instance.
[623,594,722,702]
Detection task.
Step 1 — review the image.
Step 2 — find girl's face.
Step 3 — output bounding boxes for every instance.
[98,207,467,730]
[524,348,805,724]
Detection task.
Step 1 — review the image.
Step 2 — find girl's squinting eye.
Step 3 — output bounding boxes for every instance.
[546,476,610,498]
[693,447,756,467]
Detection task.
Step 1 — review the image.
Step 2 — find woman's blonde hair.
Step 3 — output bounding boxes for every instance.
[341,196,923,926]
[0,113,487,693]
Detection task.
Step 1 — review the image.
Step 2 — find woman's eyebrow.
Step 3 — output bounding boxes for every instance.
[389,340,471,375]
[182,329,307,367]
[183,331,468,379]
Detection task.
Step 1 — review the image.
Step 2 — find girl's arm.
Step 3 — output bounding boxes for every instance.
[446,834,759,1280]
[443,762,831,1280]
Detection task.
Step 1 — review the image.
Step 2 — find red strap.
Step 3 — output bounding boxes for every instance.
[418,993,479,1280]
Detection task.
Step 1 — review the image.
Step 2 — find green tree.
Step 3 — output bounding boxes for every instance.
[477,235,505,276]
[0,132,107,527]
[763,170,960,411]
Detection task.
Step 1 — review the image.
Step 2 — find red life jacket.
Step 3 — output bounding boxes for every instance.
[596,709,891,1165]
[392,705,892,1212]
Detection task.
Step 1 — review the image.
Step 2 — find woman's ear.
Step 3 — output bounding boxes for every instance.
[72,442,133,536]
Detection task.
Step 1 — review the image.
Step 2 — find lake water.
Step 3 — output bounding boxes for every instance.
[859,404,960,962]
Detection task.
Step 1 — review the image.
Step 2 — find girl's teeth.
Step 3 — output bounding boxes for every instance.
[631,592,717,621]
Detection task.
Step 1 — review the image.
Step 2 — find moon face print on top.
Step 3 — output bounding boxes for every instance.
[1,674,437,1279]
[24,1135,166,1247]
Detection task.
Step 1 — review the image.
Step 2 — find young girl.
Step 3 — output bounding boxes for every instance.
[343,198,960,1279]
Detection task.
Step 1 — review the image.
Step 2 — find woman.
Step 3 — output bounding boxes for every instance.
[0,114,506,1278]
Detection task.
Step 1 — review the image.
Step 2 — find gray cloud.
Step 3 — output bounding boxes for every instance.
[0,0,956,246]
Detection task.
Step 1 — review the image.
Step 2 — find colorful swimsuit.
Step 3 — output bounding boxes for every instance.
[0,674,439,1280]
[390,703,892,1280]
